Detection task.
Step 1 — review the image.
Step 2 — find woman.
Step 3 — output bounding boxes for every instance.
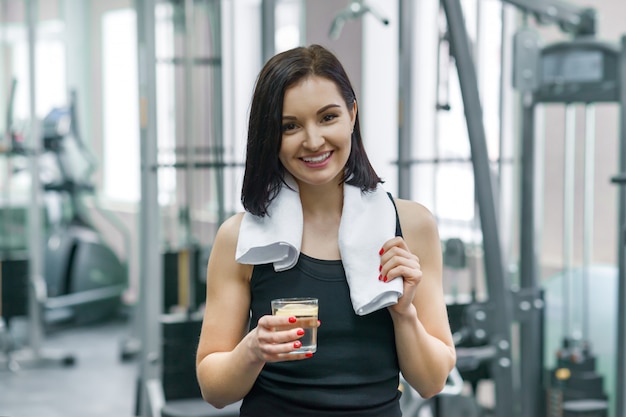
[196,44,455,416]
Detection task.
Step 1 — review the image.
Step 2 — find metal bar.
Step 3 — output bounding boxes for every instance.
[44,284,127,310]
[498,4,517,271]
[519,92,544,417]
[146,378,165,417]
[397,0,413,199]
[208,0,226,226]
[183,0,195,309]
[433,2,445,217]
[393,156,515,164]
[563,105,576,338]
[582,105,595,342]
[261,0,276,64]
[26,0,44,359]
[153,161,243,169]
[155,57,221,65]
[440,1,516,415]
[501,0,593,35]
[615,33,626,417]
[135,0,163,415]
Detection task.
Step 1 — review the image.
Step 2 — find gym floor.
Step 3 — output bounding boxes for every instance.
[0,318,137,417]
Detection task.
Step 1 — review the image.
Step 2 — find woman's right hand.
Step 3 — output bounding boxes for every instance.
[246,314,317,363]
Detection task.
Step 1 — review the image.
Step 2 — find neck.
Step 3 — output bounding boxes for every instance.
[298,180,344,218]
[297,180,344,260]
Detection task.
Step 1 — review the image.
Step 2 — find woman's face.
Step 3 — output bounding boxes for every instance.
[279,75,356,189]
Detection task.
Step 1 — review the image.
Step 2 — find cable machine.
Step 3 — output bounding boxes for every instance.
[517,33,625,417]
[439,1,624,417]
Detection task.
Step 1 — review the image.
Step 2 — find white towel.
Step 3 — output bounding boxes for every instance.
[235,177,403,316]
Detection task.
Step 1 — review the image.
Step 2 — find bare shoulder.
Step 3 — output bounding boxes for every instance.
[214,212,245,245]
[392,198,441,258]
[210,212,247,270]
[208,211,253,282]
[393,198,438,235]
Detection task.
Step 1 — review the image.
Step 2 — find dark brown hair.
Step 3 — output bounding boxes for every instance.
[241,44,382,216]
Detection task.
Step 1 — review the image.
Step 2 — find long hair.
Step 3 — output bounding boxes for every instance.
[241,44,382,216]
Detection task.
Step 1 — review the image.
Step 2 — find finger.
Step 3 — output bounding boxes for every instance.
[259,336,315,362]
[274,351,315,361]
[380,253,419,279]
[380,236,409,254]
[386,264,423,283]
[379,244,413,267]
[258,314,301,332]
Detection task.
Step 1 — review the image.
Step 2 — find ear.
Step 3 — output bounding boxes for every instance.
[350,99,358,130]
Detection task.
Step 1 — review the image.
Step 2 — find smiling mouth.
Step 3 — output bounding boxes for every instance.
[301,151,331,163]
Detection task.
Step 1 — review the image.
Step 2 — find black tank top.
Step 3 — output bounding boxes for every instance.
[240,195,403,417]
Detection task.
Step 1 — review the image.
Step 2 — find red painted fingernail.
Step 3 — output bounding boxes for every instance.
[383,276,388,282]
[297,329,305,336]
[379,264,382,272]
[378,274,382,281]
[288,316,297,323]
[294,341,302,349]
[305,353,313,358]
[379,248,385,255]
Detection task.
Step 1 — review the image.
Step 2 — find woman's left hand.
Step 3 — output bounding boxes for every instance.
[379,236,423,315]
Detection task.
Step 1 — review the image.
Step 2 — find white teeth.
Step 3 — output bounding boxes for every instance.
[302,152,331,163]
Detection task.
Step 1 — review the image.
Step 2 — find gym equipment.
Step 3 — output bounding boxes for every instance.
[0,0,76,371]
[543,266,616,417]
[40,92,129,326]
[516,33,625,417]
[440,0,516,414]
[609,45,626,415]
[437,0,625,416]
[0,257,29,368]
[400,368,484,417]
[134,1,235,416]
[328,0,390,40]
[162,245,207,314]
[160,314,240,417]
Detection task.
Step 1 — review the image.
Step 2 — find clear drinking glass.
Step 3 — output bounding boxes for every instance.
[271,297,318,354]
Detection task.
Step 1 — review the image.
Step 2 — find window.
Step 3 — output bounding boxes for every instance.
[101,8,139,203]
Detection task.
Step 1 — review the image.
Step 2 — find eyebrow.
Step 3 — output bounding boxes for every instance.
[282,104,342,120]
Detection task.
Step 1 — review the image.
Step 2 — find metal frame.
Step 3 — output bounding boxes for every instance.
[511,5,600,417]
[439,2,516,416]
[615,34,626,417]
[397,0,414,199]
[436,1,608,416]
[135,0,163,415]
[261,0,276,64]
[134,0,225,415]
[523,36,624,417]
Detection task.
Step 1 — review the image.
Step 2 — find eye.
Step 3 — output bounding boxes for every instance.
[282,122,297,132]
[321,113,338,123]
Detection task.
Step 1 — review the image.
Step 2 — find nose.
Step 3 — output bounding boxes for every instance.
[303,125,325,150]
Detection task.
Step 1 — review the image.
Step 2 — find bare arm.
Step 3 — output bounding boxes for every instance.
[379,199,456,398]
[196,213,316,408]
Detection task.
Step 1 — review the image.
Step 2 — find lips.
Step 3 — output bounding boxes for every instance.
[301,151,331,163]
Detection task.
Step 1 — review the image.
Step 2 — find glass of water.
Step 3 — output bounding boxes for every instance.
[271,297,318,354]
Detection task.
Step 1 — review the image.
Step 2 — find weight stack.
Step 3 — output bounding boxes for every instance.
[546,338,609,417]
[161,314,203,401]
[0,257,29,324]
[163,246,206,313]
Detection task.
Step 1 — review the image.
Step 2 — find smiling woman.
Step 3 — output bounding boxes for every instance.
[195,44,456,417]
